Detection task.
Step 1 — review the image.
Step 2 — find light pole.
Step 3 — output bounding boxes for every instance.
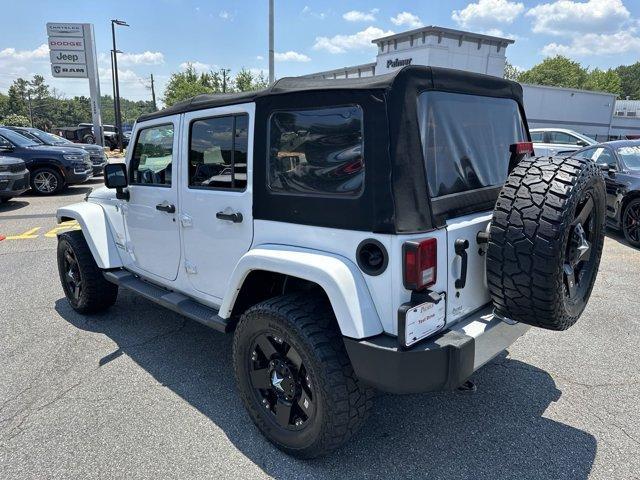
[111,19,129,152]
[110,48,122,133]
[269,0,274,84]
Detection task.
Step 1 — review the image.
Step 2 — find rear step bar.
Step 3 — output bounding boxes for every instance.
[103,270,231,333]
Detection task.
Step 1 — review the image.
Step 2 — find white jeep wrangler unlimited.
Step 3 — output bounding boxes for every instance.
[56,66,606,458]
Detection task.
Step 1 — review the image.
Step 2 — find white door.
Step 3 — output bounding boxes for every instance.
[124,118,182,281]
[180,105,254,300]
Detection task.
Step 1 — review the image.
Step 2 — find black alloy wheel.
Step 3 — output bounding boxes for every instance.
[622,198,640,248]
[248,333,315,429]
[62,244,83,303]
[563,191,600,314]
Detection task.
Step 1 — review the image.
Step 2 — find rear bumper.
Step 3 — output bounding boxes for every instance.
[343,305,530,394]
[0,170,30,197]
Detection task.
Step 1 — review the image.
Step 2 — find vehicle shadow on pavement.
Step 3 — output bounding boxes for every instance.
[0,199,30,213]
[605,226,638,250]
[56,293,596,480]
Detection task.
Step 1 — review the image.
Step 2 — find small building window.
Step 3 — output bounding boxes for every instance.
[268,105,364,196]
[188,114,248,190]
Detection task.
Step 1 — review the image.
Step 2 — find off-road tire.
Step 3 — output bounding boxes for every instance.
[57,230,118,313]
[233,293,374,458]
[82,134,96,144]
[0,197,10,203]
[487,156,606,330]
[30,167,65,195]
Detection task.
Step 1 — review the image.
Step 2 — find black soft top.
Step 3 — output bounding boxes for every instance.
[139,66,526,233]
[138,66,523,122]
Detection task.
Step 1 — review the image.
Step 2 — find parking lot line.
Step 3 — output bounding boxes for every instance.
[0,220,80,241]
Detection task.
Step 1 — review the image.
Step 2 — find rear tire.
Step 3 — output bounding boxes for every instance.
[233,293,374,458]
[57,230,118,313]
[82,134,96,144]
[487,156,606,330]
[30,167,64,195]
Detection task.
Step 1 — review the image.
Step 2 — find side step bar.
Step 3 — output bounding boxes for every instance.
[103,270,231,333]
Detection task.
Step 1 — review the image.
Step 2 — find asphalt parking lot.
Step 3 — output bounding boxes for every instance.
[1,179,639,480]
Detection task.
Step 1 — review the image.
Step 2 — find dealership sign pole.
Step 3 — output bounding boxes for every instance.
[47,23,104,146]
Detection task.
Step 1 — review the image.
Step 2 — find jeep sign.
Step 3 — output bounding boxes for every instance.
[48,36,85,51]
[50,50,86,65]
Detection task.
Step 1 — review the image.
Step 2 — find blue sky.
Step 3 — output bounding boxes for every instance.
[1,0,639,104]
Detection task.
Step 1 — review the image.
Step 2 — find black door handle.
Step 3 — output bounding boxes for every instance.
[216,211,243,223]
[156,203,175,213]
[454,238,469,289]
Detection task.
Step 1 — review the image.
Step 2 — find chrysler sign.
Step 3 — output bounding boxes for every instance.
[46,23,83,37]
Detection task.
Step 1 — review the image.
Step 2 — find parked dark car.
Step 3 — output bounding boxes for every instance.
[574,140,640,247]
[0,155,29,203]
[0,127,92,195]
[55,123,129,150]
[6,126,107,175]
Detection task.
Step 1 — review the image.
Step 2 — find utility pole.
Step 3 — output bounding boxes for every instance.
[269,0,274,84]
[150,73,157,110]
[221,68,230,93]
[26,90,34,127]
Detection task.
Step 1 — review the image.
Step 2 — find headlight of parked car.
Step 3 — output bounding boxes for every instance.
[64,154,86,161]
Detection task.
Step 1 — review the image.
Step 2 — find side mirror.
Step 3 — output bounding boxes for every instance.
[598,163,617,175]
[104,163,129,200]
[576,140,588,147]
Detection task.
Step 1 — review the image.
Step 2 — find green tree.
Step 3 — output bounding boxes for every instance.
[162,64,219,106]
[504,61,522,82]
[0,93,9,120]
[519,56,587,89]
[615,62,640,100]
[583,68,622,95]
[2,113,31,127]
[235,68,268,92]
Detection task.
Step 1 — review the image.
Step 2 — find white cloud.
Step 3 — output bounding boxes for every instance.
[179,61,216,73]
[343,9,379,22]
[541,31,640,55]
[219,10,234,20]
[526,0,631,36]
[118,51,165,66]
[452,0,524,29]
[0,44,49,61]
[274,51,311,62]
[313,26,394,54]
[302,6,328,20]
[256,55,264,60]
[390,12,423,28]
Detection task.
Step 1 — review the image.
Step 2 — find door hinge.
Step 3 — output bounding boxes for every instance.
[184,261,197,274]
[180,213,193,228]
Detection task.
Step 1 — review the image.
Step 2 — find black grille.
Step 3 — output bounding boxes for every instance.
[12,178,27,190]
[8,163,24,173]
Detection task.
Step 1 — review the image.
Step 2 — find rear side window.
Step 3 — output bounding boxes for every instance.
[130,124,174,186]
[549,131,580,145]
[189,114,248,190]
[268,105,364,196]
[530,131,544,142]
[418,91,526,198]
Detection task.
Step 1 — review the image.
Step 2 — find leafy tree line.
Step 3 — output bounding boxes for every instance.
[162,65,268,106]
[0,74,156,130]
[505,56,640,99]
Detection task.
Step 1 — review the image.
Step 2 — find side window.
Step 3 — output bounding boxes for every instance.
[268,105,364,196]
[0,136,12,148]
[530,131,544,142]
[548,131,579,145]
[591,147,616,167]
[573,147,596,160]
[130,124,174,186]
[189,114,248,190]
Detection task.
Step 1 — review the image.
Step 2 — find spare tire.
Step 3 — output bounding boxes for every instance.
[487,156,606,330]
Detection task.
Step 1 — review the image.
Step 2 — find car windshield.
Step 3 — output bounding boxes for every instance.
[30,129,70,145]
[616,145,640,170]
[0,128,40,147]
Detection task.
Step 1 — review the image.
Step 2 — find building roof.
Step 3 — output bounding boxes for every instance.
[371,25,515,47]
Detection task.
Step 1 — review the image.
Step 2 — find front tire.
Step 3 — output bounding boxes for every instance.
[233,293,374,458]
[57,230,118,313]
[31,167,64,195]
[622,198,640,248]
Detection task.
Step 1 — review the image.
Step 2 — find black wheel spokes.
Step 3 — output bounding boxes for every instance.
[250,333,314,429]
[624,204,640,242]
[564,194,596,301]
[64,248,82,300]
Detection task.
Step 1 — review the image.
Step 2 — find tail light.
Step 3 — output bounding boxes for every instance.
[508,141,535,173]
[403,238,437,291]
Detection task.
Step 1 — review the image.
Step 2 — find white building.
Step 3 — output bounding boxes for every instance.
[304,25,640,140]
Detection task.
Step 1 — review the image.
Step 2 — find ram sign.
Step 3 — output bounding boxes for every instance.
[51,64,88,78]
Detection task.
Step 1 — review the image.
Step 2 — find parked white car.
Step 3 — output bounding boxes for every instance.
[55,67,606,458]
[530,128,597,156]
